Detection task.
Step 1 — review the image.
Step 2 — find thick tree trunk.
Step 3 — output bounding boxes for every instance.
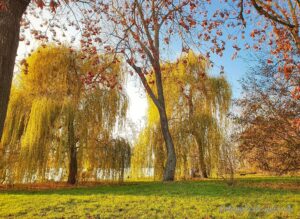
[0,0,29,141]
[67,112,77,185]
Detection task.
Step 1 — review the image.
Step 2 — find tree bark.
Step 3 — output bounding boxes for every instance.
[188,92,208,178]
[158,105,177,181]
[0,0,29,141]
[126,4,177,180]
[67,111,77,185]
[153,63,176,181]
[193,135,208,178]
[131,62,177,181]
[197,141,208,178]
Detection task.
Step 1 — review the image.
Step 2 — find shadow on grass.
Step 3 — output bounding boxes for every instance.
[0,179,298,198]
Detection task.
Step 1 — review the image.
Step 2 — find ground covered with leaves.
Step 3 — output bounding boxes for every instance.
[0,177,299,218]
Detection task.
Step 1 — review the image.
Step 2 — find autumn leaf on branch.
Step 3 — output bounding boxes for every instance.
[0,0,7,11]
[35,0,45,9]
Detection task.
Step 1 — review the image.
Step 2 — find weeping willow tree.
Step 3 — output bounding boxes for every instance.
[131,51,231,180]
[0,45,130,184]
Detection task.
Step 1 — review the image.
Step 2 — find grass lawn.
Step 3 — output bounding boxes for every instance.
[0,177,299,218]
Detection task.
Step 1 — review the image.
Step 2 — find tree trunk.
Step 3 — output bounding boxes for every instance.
[148,60,176,181]
[188,92,208,178]
[130,46,177,181]
[67,111,77,185]
[0,0,29,141]
[158,107,177,181]
[197,139,208,178]
[119,157,124,182]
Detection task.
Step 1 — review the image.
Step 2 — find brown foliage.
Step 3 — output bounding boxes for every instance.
[235,58,300,174]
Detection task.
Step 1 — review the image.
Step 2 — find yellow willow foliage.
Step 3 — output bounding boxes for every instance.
[0,87,31,183]
[21,46,79,97]
[1,45,129,183]
[131,51,231,179]
[19,97,61,181]
[80,138,131,181]
[76,89,129,181]
[1,87,31,147]
[131,125,165,180]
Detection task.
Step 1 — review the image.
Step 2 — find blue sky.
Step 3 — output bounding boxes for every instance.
[209,47,249,99]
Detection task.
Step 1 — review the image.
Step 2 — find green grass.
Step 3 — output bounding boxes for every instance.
[0,177,299,218]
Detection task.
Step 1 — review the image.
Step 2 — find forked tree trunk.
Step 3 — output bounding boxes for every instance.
[67,112,77,185]
[0,0,29,141]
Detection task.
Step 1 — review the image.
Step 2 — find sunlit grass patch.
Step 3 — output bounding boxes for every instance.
[0,177,299,218]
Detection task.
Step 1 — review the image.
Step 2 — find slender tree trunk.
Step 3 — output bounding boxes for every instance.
[152,63,176,181]
[188,92,208,178]
[68,144,77,184]
[119,157,124,182]
[0,0,29,141]
[67,111,77,185]
[195,137,208,178]
[130,46,177,180]
[158,107,177,181]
